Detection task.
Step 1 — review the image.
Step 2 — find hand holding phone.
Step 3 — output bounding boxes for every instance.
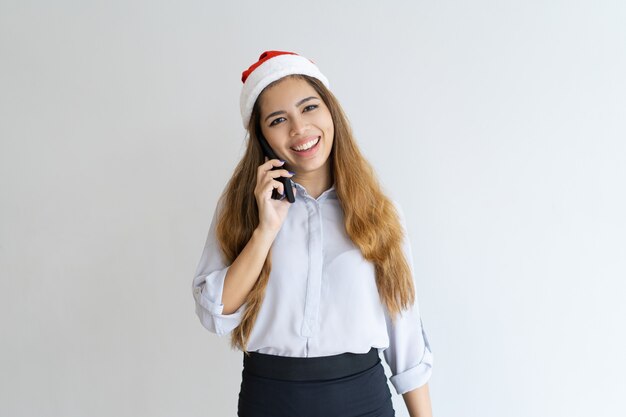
[257,136,296,203]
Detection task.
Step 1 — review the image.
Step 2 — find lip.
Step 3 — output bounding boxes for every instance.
[290,136,321,157]
[290,135,320,150]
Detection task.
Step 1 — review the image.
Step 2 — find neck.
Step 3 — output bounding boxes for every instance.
[293,166,333,200]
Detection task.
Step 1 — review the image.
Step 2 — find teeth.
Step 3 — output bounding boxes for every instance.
[292,137,319,151]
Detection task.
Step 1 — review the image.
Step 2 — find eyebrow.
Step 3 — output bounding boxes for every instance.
[263,96,320,123]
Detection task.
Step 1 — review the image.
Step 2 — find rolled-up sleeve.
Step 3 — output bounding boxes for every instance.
[382,201,434,395]
[191,198,245,336]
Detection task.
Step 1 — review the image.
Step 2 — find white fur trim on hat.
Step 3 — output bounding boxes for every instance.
[240,54,329,129]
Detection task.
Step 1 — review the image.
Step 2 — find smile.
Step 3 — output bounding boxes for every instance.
[291,137,320,152]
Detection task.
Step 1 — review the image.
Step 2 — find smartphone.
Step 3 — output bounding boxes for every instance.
[257,134,296,203]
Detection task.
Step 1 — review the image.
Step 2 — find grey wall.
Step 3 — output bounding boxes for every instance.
[1,1,625,416]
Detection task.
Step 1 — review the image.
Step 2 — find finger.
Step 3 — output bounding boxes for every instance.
[257,158,284,175]
[273,179,285,195]
[267,169,294,179]
[265,159,285,169]
[264,179,284,197]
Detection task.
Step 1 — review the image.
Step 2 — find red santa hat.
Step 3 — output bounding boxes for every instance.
[240,50,330,129]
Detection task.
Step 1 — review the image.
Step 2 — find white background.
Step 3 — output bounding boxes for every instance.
[1,1,625,416]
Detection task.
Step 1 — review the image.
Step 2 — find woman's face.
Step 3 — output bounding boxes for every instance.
[258,76,334,176]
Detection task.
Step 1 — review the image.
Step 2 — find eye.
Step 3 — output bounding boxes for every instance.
[303,104,318,112]
[269,117,285,127]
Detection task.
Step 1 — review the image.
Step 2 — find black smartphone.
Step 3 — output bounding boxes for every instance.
[257,135,296,203]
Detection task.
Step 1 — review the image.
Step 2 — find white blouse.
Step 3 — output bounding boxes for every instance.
[192,181,433,394]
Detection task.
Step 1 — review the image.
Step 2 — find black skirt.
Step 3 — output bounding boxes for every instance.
[237,348,395,417]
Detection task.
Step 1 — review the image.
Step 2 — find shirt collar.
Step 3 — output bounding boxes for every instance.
[292,181,336,201]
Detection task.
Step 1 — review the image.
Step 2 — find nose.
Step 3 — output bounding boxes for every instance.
[290,115,308,136]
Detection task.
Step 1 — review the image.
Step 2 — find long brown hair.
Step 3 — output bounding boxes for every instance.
[215,74,415,352]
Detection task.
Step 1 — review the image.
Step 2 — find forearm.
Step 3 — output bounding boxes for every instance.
[402,382,433,417]
[221,226,277,314]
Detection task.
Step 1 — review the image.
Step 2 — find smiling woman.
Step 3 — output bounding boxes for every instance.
[191,50,434,417]
[257,76,334,198]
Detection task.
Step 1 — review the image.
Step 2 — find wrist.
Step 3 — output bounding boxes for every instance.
[254,225,279,242]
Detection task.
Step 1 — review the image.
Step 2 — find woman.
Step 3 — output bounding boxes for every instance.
[192,50,434,417]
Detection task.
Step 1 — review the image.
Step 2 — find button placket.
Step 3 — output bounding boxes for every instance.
[300,199,323,338]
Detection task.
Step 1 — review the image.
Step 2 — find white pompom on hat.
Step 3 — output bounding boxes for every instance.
[240,50,330,129]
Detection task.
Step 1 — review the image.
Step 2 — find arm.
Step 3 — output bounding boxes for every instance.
[221,225,277,314]
[193,160,295,333]
[191,197,241,335]
[191,197,277,334]
[382,201,434,409]
[402,382,433,417]
[221,162,298,313]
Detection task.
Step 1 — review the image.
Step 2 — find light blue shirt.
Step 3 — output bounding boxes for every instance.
[192,181,433,394]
